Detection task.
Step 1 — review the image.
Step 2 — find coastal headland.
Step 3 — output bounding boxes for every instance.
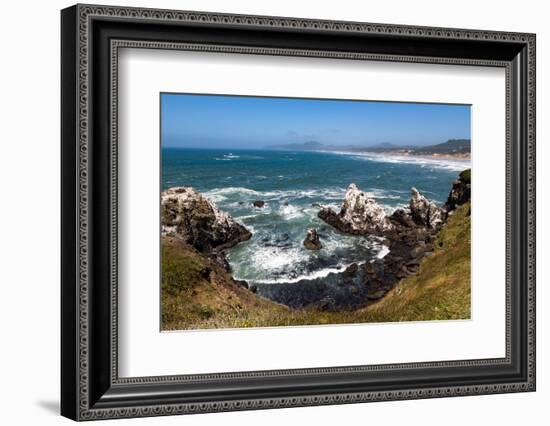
[161,169,471,330]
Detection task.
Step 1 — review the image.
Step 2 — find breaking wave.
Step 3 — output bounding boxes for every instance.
[331,151,470,172]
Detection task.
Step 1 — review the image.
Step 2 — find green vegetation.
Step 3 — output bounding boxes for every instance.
[459,169,471,183]
[161,202,471,330]
[362,201,471,321]
[161,237,295,330]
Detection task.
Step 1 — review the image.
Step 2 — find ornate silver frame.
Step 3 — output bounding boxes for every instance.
[61,4,536,421]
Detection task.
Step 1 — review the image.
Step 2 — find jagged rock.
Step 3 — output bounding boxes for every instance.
[318,183,393,235]
[344,263,359,276]
[410,187,445,229]
[252,200,265,208]
[445,169,471,212]
[390,208,416,228]
[234,279,249,289]
[303,228,322,250]
[161,187,252,252]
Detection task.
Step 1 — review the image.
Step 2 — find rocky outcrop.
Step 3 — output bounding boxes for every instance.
[161,187,252,252]
[309,171,471,308]
[318,184,393,235]
[410,187,445,229]
[303,228,322,250]
[445,169,471,212]
[389,208,416,228]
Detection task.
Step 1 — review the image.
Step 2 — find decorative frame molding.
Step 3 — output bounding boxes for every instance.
[61,4,536,421]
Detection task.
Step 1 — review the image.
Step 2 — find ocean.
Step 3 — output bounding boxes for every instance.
[162,148,470,287]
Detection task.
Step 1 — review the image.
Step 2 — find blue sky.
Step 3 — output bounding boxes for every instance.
[161,93,470,149]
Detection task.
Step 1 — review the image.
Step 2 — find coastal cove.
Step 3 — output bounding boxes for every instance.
[161,148,471,329]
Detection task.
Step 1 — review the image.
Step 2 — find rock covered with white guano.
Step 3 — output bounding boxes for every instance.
[409,187,444,229]
[161,187,252,252]
[318,183,393,235]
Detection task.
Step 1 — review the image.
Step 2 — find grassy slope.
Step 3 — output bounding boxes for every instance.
[161,202,471,330]
[361,201,471,322]
[161,236,296,330]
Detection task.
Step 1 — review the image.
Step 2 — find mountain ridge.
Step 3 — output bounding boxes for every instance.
[265,139,471,157]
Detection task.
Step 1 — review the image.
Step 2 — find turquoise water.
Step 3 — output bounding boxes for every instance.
[162,148,469,285]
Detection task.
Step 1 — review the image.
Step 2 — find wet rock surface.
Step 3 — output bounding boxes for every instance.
[256,264,371,310]
[303,228,322,250]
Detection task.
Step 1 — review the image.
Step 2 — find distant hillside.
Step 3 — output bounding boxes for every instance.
[266,141,325,150]
[411,139,471,155]
[265,139,470,157]
[266,141,365,151]
[356,139,470,155]
[371,142,399,149]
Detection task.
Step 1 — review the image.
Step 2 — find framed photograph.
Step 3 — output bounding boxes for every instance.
[61,4,536,421]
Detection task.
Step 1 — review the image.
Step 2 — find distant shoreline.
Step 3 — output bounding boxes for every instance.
[265,139,471,160]
[380,150,470,161]
[320,149,471,165]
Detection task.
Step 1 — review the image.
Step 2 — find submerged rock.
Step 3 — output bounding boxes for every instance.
[303,228,322,250]
[410,187,444,229]
[318,183,393,235]
[161,187,252,252]
[343,263,359,277]
[252,200,265,208]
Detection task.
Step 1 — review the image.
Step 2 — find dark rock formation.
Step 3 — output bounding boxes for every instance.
[318,183,393,235]
[209,251,232,272]
[303,228,322,250]
[445,169,471,212]
[256,265,372,310]
[390,208,416,228]
[252,200,265,208]
[344,263,359,277]
[161,187,252,252]
[234,279,249,289]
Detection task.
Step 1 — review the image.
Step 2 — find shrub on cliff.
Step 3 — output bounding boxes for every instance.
[459,168,471,183]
